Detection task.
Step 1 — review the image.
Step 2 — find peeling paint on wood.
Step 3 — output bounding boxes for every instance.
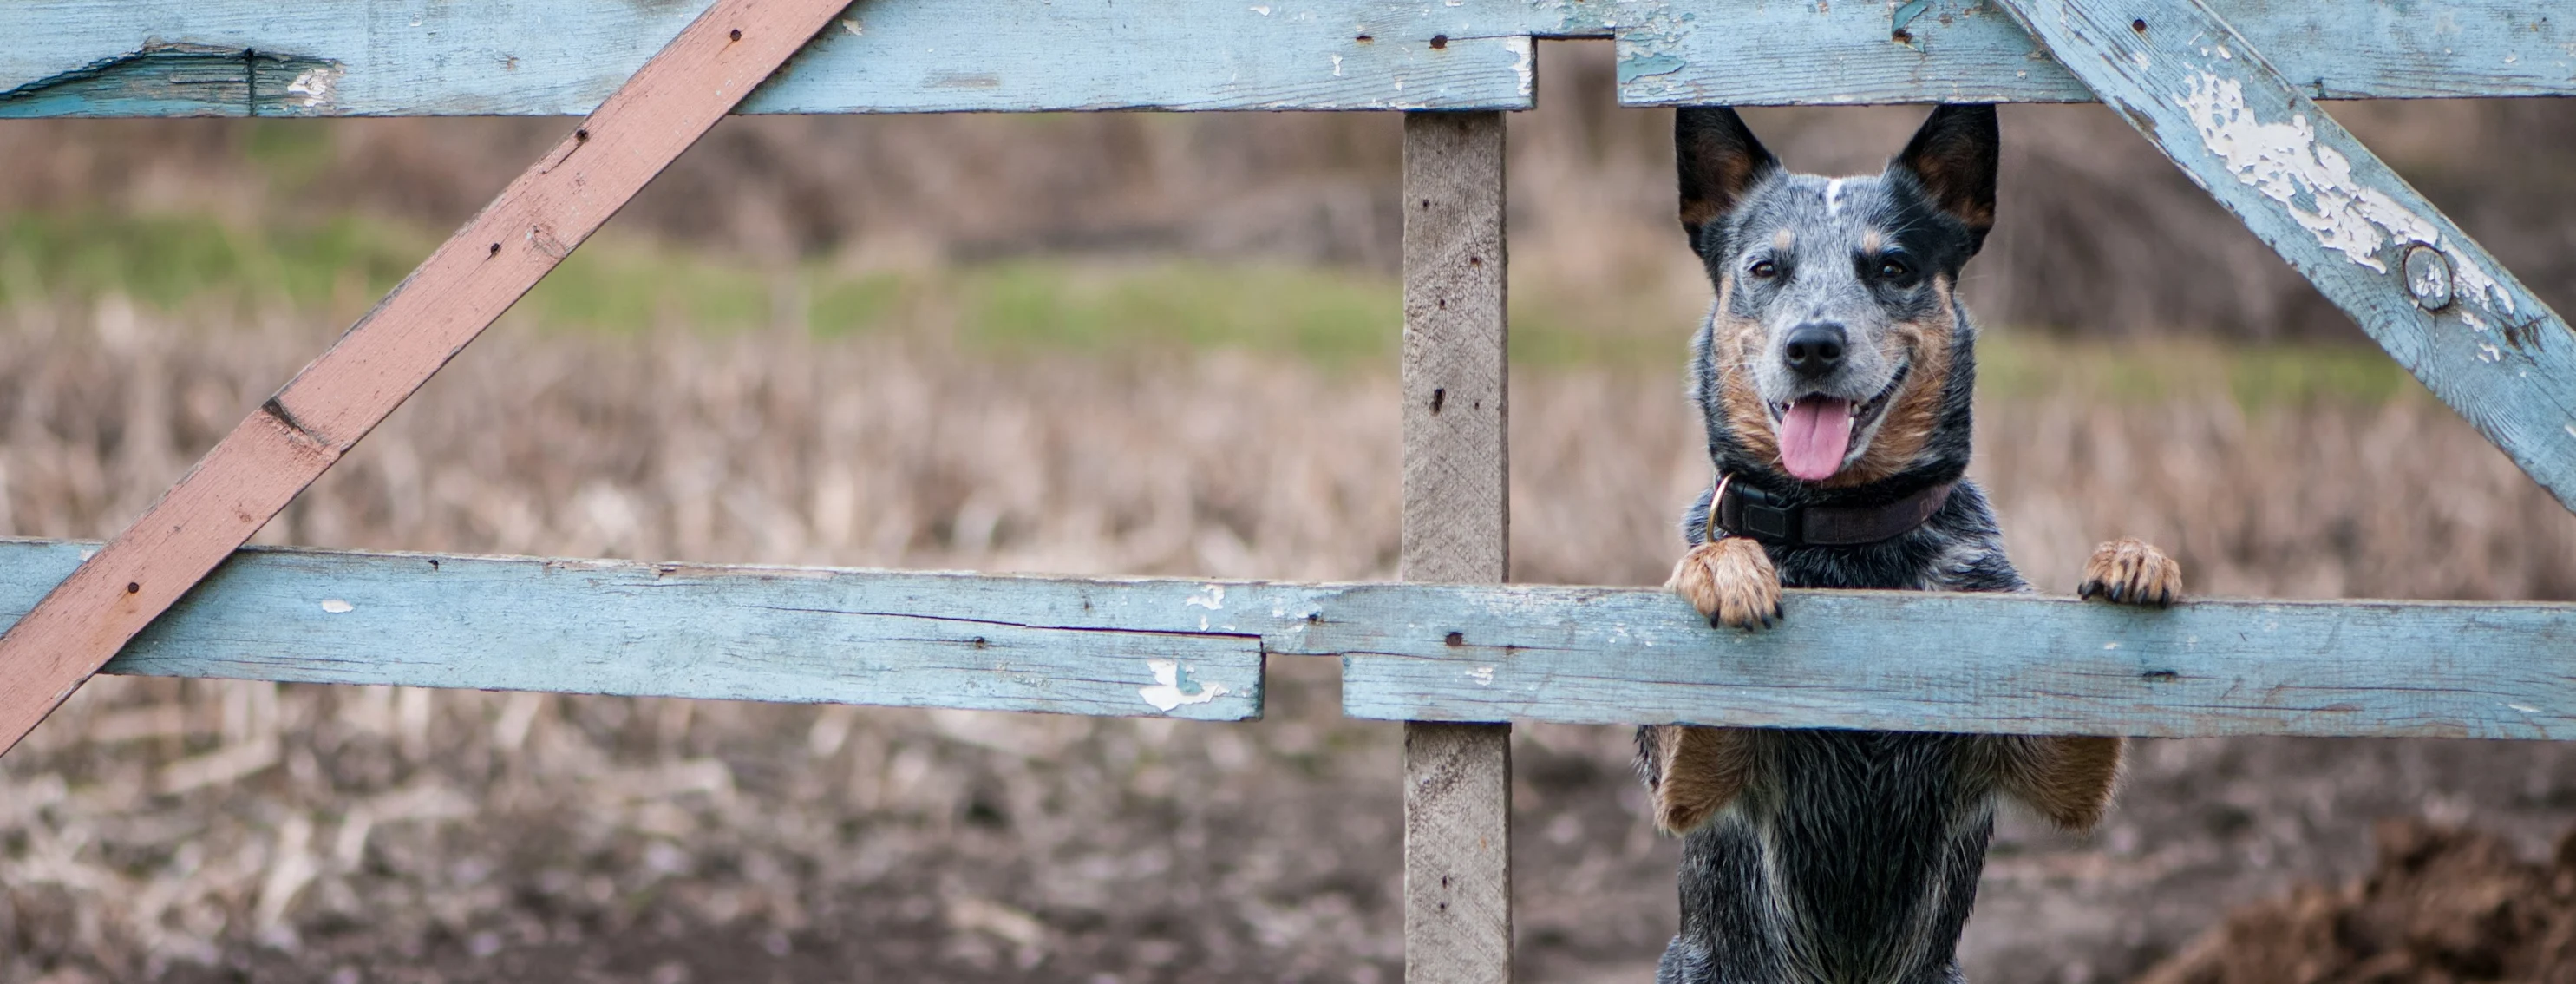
[0,43,344,118]
[1992,0,2576,512]
[1618,0,2576,106]
[6,539,2576,738]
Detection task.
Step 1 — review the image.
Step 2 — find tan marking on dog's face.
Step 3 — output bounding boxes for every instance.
[1861,229,1884,253]
[1709,275,1783,468]
[1771,228,1795,253]
[1820,276,1958,488]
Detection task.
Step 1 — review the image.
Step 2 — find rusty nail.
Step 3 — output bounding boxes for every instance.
[2130,18,2147,33]
[488,242,501,256]
[729,28,742,41]
[126,581,140,594]
[2403,243,2454,311]
[1429,34,1448,49]
[574,128,590,142]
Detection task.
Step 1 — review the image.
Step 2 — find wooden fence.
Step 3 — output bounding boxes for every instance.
[2,1,2571,980]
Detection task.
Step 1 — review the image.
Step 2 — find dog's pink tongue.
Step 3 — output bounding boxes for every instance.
[1778,397,1854,482]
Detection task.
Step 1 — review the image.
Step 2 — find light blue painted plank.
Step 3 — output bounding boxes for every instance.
[7,539,2576,738]
[1618,0,2576,105]
[1336,587,2576,739]
[4,0,2567,117]
[0,540,1263,720]
[0,0,1541,117]
[1984,0,2576,512]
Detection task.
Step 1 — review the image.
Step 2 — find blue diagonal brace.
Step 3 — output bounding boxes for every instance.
[1994,0,2576,513]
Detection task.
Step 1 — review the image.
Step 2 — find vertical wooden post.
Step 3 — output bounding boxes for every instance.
[1400,110,1511,984]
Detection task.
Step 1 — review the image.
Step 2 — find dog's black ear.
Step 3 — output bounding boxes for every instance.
[1893,103,1999,255]
[1676,108,1779,246]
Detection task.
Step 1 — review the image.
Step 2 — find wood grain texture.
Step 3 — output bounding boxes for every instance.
[0,0,853,758]
[1403,721,1514,982]
[1335,585,2576,740]
[1618,0,2576,106]
[0,0,1541,117]
[1989,0,2576,512]
[1402,112,1510,586]
[1,539,2574,738]
[0,543,1261,720]
[1401,111,1512,984]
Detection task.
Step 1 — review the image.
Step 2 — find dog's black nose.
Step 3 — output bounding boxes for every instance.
[1782,323,1847,377]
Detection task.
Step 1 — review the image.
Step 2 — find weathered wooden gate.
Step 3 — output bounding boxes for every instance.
[2,1,2571,979]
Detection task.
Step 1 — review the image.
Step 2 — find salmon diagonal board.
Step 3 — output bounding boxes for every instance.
[0,0,858,757]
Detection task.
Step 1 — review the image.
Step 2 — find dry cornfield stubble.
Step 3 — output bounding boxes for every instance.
[5,304,2576,983]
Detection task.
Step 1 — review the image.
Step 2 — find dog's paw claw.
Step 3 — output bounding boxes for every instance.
[2080,537,2180,608]
[1670,539,1783,631]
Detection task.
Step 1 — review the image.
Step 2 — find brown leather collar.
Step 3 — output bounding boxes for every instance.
[1704,473,1955,548]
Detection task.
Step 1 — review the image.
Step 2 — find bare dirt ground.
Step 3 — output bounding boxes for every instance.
[3,311,2576,983]
[2137,819,2576,984]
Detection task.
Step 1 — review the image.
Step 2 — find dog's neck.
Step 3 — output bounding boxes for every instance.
[1706,471,1956,548]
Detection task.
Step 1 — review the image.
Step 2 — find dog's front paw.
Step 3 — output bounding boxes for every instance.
[2078,537,2181,607]
[1669,538,1782,630]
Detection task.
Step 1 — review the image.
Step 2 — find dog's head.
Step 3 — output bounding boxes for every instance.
[1680,105,1997,489]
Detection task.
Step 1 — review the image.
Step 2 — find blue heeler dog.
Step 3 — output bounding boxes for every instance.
[1640,104,2185,983]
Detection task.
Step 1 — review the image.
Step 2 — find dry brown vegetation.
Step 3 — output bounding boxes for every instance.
[2,301,2575,982]
[5,39,2576,984]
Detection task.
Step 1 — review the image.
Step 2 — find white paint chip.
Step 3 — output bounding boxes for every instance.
[2174,72,2513,315]
[1509,35,1534,97]
[1467,666,1495,686]
[284,66,344,109]
[840,17,864,36]
[320,600,355,614]
[2509,703,2541,713]
[1185,585,1226,610]
[1138,659,1232,712]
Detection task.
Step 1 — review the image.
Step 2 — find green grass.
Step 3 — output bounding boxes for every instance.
[0,207,2425,403]
[1978,333,2422,407]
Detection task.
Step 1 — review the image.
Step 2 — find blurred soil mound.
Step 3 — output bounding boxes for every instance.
[2136,820,2576,984]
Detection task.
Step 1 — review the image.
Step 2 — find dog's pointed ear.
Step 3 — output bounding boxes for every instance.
[1677,108,1779,245]
[1893,103,1999,255]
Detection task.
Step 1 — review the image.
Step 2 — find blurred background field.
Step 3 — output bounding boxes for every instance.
[3,42,2576,984]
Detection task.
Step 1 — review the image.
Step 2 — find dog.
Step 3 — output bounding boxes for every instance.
[1639,104,2183,984]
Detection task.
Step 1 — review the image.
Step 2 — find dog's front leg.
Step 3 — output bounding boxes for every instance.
[2001,537,2184,830]
[1638,725,1756,835]
[1669,537,1782,630]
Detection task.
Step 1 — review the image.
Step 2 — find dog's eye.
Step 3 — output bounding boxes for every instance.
[1875,257,1912,281]
[1749,259,1779,280]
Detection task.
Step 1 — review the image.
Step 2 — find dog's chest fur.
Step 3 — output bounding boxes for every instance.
[1667,731,1994,984]
[1660,489,2023,984]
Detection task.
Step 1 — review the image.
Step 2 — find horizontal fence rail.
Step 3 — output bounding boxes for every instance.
[10,538,2575,740]
[1618,0,2576,106]
[5,0,2571,117]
